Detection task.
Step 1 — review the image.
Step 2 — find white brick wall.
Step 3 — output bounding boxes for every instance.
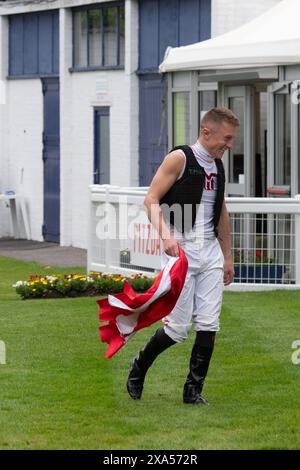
[0,1,138,247]
[212,0,282,37]
[0,16,43,240]
[2,80,44,240]
[59,1,139,249]
[61,70,135,248]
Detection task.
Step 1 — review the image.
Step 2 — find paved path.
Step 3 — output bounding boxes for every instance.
[0,238,87,267]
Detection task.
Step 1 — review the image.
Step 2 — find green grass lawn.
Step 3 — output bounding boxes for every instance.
[0,255,300,450]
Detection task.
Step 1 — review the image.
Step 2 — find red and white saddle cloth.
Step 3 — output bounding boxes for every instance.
[97,246,188,358]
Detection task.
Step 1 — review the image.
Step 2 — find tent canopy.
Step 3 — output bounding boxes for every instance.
[159,0,300,73]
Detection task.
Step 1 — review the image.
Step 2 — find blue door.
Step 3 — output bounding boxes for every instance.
[139,74,168,186]
[42,78,60,242]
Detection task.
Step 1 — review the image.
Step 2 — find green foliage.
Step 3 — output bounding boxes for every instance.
[13,271,156,300]
[233,249,276,264]
[128,273,155,292]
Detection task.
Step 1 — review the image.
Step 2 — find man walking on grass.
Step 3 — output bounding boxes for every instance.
[127,107,239,405]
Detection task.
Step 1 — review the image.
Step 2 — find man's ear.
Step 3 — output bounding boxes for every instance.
[202,127,210,138]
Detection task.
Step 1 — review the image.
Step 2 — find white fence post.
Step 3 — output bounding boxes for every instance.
[104,186,112,272]
[294,195,300,285]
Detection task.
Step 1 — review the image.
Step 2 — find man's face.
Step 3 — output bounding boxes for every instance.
[201,121,238,159]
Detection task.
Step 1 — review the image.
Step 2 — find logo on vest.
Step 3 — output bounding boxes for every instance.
[204,172,217,190]
[188,168,202,176]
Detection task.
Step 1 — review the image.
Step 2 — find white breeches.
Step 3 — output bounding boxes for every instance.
[162,238,224,343]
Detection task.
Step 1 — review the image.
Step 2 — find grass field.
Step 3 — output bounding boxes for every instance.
[0,255,300,450]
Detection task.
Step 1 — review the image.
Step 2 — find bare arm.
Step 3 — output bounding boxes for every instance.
[217,201,234,286]
[144,150,185,257]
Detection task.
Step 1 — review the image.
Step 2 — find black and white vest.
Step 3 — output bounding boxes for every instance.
[160,145,225,237]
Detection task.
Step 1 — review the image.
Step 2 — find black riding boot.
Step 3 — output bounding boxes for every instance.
[127,328,176,400]
[183,331,216,405]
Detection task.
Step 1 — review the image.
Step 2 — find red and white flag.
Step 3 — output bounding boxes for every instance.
[97,246,188,358]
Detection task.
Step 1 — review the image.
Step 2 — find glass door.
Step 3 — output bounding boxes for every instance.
[94,107,110,184]
[223,86,254,197]
[267,82,293,197]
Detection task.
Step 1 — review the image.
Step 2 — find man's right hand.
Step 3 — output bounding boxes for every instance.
[163,236,180,257]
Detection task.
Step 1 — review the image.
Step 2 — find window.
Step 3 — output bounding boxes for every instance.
[274,94,291,186]
[198,90,217,129]
[228,96,245,184]
[173,92,190,146]
[9,11,59,77]
[299,102,300,194]
[89,10,102,67]
[73,2,125,69]
[74,9,88,67]
[94,108,110,184]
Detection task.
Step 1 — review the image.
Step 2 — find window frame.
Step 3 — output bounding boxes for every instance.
[274,92,291,187]
[71,1,125,72]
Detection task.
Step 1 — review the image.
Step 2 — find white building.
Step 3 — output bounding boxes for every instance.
[0,0,282,248]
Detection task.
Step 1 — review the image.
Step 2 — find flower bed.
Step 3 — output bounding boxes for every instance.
[13,272,156,300]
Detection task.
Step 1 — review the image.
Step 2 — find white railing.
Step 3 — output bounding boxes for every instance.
[88,185,300,290]
[226,196,300,290]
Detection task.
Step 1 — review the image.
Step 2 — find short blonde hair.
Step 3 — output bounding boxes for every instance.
[201,107,240,129]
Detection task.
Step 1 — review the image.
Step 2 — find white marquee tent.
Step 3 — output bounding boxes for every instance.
[159,0,300,72]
